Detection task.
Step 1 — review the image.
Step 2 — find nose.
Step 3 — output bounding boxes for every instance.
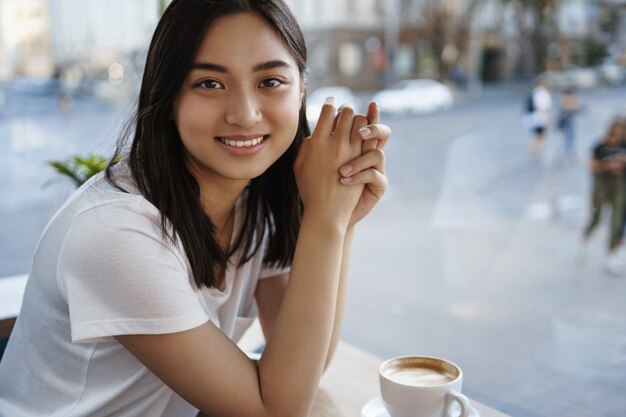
[224,87,262,128]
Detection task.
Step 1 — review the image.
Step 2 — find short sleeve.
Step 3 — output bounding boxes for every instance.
[57,202,209,343]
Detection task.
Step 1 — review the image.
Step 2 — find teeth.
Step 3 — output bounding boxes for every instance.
[220,136,264,148]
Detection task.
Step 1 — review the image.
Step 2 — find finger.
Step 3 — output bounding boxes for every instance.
[313,97,337,137]
[367,101,380,124]
[363,101,380,153]
[350,115,368,147]
[332,104,352,132]
[340,168,388,195]
[332,110,341,132]
[339,148,385,177]
[333,105,356,139]
[359,123,391,150]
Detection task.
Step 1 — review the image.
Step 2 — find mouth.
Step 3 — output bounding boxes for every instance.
[217,135,269,148]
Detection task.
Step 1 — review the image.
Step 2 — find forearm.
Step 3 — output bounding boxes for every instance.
[257,214,347,417]
[324,225,354,370]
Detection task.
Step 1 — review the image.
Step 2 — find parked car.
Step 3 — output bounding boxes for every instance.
[372,79,453,116]
[8,76,59,96]
[306,86,360,124]
[597,62,625,85]
[546,67,599,90]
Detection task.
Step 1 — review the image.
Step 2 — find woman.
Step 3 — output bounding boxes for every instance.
[557,88,581,156]
[0,1,390,416]
[528,78,553,155]
[580,117,626,275]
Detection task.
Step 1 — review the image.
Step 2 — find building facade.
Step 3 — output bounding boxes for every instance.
[288,0,626,90]
[0,0,51,80]
[0,0,624,91]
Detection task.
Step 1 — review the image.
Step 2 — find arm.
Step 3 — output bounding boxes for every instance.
[116,101,362,417]
[326,102,390,368]
[324,226,354,370]
[591,155,624,175]
[255,273,289,343]
[257,103,390,373]
[256,227,355,373]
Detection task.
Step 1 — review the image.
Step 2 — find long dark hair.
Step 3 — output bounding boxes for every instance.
[106,0,309,290]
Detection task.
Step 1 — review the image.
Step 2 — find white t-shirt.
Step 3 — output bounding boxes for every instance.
[531,86,553,127]
[0,166,289,417]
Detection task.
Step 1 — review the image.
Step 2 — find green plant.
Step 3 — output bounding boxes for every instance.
[48,154,116,188]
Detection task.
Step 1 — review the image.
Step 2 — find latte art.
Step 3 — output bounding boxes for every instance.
[380,356,468,417]
[387,365,456,386]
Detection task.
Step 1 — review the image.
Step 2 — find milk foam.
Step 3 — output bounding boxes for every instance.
[387,366,456,386]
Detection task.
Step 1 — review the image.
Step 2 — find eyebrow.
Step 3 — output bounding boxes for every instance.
[190,59,292,73]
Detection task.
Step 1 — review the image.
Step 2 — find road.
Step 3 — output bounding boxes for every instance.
[2,84,626,417]
[345,85,626,417]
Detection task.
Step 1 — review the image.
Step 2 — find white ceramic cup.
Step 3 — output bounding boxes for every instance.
[379,356,470,417]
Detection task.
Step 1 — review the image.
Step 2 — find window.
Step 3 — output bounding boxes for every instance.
[338,42,363,76]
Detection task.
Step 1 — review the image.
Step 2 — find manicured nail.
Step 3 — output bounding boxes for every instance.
[325,96,336,106]
[340,165,353,176]
[340,176,352,184]
[359,127,372,138]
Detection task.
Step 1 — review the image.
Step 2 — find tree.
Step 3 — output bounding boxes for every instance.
[417,0,480,82]
[503,0,558,73]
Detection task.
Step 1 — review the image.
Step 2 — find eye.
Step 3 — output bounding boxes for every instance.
[260,78,285,88]
[196,79,225,89]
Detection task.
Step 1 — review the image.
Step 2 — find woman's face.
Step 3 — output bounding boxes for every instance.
[172,12,303,184]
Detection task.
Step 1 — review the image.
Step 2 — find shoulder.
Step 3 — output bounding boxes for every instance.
[69,164,161,226]
[56,169,185,269]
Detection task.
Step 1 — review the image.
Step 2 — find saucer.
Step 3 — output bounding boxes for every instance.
[361,397,480,417]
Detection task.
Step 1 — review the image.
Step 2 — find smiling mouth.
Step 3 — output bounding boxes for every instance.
[217,135,268,148]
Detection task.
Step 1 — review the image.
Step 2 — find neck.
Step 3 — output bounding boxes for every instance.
[183,155,250,234]
[201,181,245,230]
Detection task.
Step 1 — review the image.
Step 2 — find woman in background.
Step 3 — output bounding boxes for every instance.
[580,117,626,275]
[557,88,582,156]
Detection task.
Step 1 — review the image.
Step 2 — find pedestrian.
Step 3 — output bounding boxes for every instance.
[0,1,391,416]
[580,117,626,275]
[528,78,553,155]
[557,88,581,156]
[57,89,72,116]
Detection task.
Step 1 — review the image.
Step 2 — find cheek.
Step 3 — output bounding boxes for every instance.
[174,96,217,140]
[269,90,302,135]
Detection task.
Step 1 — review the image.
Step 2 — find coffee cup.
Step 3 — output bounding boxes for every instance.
[379,356,471,417]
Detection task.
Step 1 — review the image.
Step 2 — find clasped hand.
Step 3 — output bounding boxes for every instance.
[294,98,390,229]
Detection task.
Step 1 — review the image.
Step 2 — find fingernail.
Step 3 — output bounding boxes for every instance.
[325,96,336,106]
[340,165,353,176]
[359,127,372,138]
[340,176,352,184]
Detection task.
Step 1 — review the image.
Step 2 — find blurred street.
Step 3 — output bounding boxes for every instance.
[0,88,130,276]
[344,84,626,417]
[2,84,626,417]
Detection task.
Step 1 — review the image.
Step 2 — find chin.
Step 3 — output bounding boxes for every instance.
[227,167,269,181]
